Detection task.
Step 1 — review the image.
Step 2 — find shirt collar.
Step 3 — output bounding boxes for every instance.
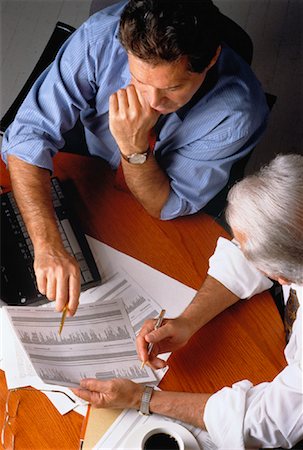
[176,64,219,120]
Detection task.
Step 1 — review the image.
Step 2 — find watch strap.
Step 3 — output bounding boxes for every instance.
[139,385,154,415]
[115,128,156,190]
[120,148,150,163]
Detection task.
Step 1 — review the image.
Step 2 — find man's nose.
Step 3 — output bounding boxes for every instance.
[147,87,163,109]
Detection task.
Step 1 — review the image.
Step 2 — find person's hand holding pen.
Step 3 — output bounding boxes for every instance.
[34,242,81,315]
[141,309,166,368]
[137,314,194,370]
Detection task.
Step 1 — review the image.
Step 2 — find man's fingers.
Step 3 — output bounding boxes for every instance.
[80,378,104,391]
[138,319,161,337]
[71,387,89,400]
[34,252,81,315]
[46,275,57,302]
[116,88,129,112]
[36,272,47,296]
[137,320,171,364]
[146,323,170,343]
[148,356,168,370]
[126,84,141,110]
[136,335,148,363]
[67,273,81,316]
[55,274,69,311]
[136,319,158,361]
[72,388,101,405]
[109,92,119,113]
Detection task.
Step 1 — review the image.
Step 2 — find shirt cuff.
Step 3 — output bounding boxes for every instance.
[160,189,196,220]
[207,237,273,299]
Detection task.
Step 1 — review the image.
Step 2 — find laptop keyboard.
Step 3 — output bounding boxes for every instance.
[1,178,101,305]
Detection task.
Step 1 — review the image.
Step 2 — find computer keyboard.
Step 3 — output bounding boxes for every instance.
[1,178,101,305]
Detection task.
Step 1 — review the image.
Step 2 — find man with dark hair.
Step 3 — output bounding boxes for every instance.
[1,0,269,313]
[118,0,220,72]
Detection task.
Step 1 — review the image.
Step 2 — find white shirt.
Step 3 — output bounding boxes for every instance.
[204,237,303,449]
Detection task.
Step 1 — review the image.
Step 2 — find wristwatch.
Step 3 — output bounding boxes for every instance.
[139,385,154,415]
[120,148,150,164]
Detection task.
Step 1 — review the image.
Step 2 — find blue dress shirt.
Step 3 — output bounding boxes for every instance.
[1,0,269,220]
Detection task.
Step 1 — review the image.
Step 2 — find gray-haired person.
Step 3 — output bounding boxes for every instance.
[73,154,303,449]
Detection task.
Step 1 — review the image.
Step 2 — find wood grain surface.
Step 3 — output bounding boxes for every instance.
[0,153,286,449]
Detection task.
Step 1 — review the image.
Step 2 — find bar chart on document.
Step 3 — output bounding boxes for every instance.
[3,299,156,387]
[79,272,163,336]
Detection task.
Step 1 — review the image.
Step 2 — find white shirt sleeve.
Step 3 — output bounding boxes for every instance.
[207,237,273,299]
[204,323,303,448]
[204,239,303,449]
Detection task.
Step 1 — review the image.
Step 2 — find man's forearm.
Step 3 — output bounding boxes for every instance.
[7,155,63,249]
[149,391,211,429]
[121,155,170,218]
[73,379,211,430]
[7,155,81,312]
[181,275,239,336]
[109,84,169,218]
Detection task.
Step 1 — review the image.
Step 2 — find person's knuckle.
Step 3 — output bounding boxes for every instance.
[53,265,64,278]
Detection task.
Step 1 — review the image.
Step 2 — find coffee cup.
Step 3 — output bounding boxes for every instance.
[141,426,184,450]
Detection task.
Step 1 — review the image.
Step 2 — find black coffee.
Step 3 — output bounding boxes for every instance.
[144,432,180,450]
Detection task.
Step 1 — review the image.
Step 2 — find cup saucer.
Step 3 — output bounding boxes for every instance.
[122,419,201,450]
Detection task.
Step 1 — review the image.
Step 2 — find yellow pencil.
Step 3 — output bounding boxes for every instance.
[58,304,69,335]
[79,404,91,450]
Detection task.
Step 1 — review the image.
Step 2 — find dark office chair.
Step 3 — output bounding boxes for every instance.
[0,1,118,139]
[0,21,90,156]
[198,9,276,221]
[0,22,75,135]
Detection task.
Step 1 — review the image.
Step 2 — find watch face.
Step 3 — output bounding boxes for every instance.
[128,152,148,164]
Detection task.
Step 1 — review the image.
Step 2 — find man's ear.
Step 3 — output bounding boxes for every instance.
[207,45,221,70]
[277,276,292,285]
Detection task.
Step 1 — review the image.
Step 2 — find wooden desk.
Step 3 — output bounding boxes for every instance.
[0,153,286,449]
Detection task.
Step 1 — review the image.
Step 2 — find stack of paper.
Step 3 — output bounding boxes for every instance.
[3,299,156,388]
[1,237,196,419]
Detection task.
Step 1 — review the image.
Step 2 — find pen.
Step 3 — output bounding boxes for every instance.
[141,309,166,369]
[79,404,91,450]
[58,304,68,335]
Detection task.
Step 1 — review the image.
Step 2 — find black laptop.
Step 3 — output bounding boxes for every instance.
[1,178,101,305]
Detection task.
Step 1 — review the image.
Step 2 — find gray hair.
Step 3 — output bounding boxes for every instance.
[226,154,303,285]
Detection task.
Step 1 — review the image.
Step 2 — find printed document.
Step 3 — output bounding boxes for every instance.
[3,299,155,388]
[1,237,196,416]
